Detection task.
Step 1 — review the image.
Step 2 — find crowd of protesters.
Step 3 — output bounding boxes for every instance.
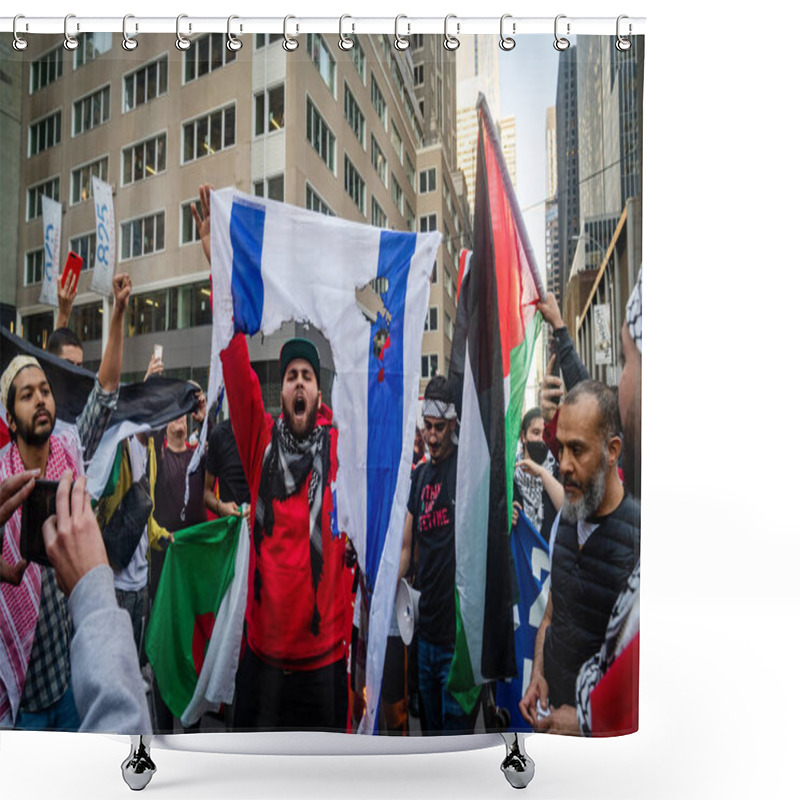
[0,181,642,739]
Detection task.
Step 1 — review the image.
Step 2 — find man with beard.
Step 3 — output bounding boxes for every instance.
[519,379,639,730]
[220,333,349,731]
[0,274,130,729]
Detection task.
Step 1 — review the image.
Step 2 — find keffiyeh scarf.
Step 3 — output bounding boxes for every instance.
[514,449,558,533]
[0,435,79,725]
[252,417,330,636]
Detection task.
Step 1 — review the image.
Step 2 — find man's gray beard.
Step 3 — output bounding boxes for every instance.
[561,461,607,523]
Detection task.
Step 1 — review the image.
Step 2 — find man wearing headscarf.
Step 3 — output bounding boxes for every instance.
[0,274,130,729]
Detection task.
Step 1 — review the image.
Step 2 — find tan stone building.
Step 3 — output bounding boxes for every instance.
[8,32,470,408]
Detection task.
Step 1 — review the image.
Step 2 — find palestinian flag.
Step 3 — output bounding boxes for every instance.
[0,327,199,497]
[446,94,544,710]
[145,514,249,727]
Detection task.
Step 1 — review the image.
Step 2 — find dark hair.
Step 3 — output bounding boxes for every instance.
[520,407,543,436]
[424,375,455,405]
[47,327,82,356]
[563,380,621,442]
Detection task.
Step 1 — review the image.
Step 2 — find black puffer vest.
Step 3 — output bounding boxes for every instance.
[544,492,640,707]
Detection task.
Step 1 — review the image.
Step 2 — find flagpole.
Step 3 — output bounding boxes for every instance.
[475,93,546,301]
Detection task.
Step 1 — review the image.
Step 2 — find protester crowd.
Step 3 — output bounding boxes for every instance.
[0,182,641,739]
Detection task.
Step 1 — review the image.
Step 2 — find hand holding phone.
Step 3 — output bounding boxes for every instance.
[20,479,64,568]
[60,251,83,290]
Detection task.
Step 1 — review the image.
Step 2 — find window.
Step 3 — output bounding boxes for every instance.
[350,36,365,82]
[371,198,387,228]
[306,98,336,172]
[254,85,285,136]
[413,64,424,86]
[183,105,236,163]
[73,301,103,341]
[404,200,415,232]
[181,199,201,245]
[306,184,335,216]
[445,269,455,299]
[22,311,53,350]
[255,34,283,48]
[421,353,439,379]
[27,178,60,221]
[404,156,415,189]
[73,85,110,135]
[424,307,439,332]
[122,133,166,185]
[127,280,212,335]
[124,56,168,112]
[71,157,108,204]
[69,232,96,270]
[420,167,437,193]
[253,175,284,202]
[445,311,454,341]
[371,135,387,186]
[344,156,365,214]
[371,74,386,128]
[411,33,424,50]
[344,84,365,147]
[390,121,403,162]
[121,211,166,260]
[431,260,438,284]
[391,174,403,211]
[74,33,112,68]
[29,111,61,156]
[30,47,63,93]
[307,34,336,95]
[419,214,437,233]
[184,34,237,83]
[25,249,44,285]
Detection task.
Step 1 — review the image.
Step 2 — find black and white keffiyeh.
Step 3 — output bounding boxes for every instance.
[253,417,330,635]
[575,560,640,735]
[514,449,558,533]
[626,268,642,354]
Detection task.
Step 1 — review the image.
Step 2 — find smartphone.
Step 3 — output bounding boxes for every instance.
[153,344,163,361]
[60,251,83,289]
[20,479,68,568]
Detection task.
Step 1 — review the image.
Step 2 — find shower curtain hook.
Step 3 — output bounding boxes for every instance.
[12,15,28,51]
[283,15,299,52]
[499,14,516,51]
[121,14,138,51]
[63,14,79,51]
[394,15,410,51]
[554,14,570,51]
[616,15,632,51]
[443,14,460,51]
[176,14,192,51]
[227,15,243,52]
[338,15,354,51]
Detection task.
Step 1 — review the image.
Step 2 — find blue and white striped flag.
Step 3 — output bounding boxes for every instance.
[206,188,441,735]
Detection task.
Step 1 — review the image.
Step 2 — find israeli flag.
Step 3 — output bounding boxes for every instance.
[205,188,440,735]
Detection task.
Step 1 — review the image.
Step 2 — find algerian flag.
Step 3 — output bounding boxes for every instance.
[447,93,544,710]
[144,514,249,727]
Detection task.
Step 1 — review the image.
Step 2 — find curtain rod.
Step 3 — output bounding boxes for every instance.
[1,15,646,37]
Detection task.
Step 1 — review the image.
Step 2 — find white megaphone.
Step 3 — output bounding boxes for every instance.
[394,578,421,646]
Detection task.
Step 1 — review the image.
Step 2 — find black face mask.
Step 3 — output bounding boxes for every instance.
[525,440,550,465]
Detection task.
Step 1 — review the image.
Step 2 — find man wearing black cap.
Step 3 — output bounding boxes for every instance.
[220,331,349,731]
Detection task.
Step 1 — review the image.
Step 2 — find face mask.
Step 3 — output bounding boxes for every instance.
[526,440,550,465]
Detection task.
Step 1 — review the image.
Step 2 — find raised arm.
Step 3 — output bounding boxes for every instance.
[97,273,132,393]
[56,270,78,331]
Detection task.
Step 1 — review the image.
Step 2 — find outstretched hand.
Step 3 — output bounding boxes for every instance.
[191,184,213,265]
[56,270,78,329]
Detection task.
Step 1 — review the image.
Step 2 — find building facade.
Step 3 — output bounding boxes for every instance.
[6,33,469,409]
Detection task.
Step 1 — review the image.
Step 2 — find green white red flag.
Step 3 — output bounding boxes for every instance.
[447,93,544,710]
[145,514,249,726]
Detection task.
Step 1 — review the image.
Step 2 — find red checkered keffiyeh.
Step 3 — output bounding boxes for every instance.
[0,435,79,726]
